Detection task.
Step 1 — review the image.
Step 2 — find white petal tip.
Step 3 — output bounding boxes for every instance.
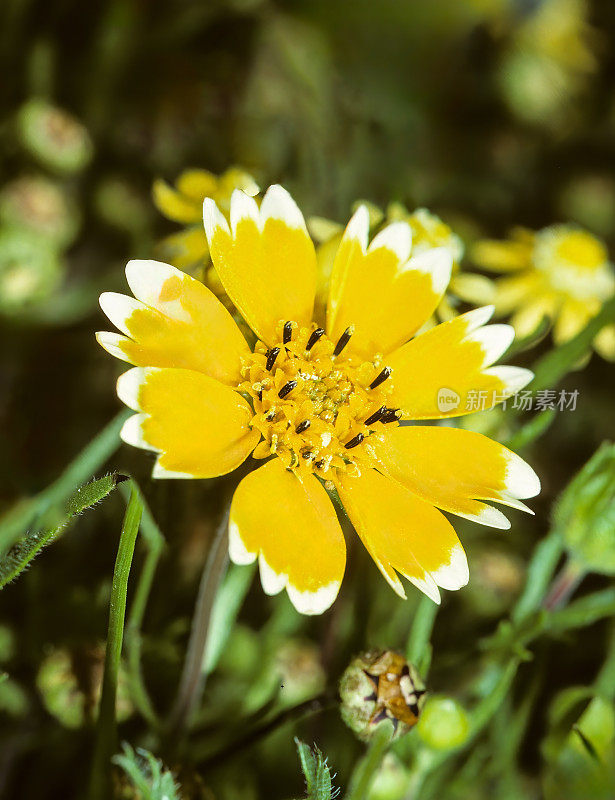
[228,519,257,565]
[369,221,413,263]
[95,331,130,362]
[116,367,146,411]
[203,198,230,243]
[260,184,306,230]
[287,581,340,615]
[120,413,158,452]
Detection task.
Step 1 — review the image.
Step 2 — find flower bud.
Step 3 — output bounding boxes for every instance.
[339,650,426,742]
[0,228,63,315]
[17,99,93,174]
[0,175,79,247]
[416,695,470,750]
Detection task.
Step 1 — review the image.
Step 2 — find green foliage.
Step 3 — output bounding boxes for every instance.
[0,473,126,590]
[295,738,338,800]
[554,442,615,576]
[112,743,180,800]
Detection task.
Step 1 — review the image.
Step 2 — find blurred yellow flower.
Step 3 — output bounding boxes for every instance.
[97,185,538,615]
[152,167,258,292]
[309,202,494,325]
[472,225,615,359]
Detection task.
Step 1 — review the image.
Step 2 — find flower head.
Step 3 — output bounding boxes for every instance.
[472,224,615,359]
[97,185,539,614]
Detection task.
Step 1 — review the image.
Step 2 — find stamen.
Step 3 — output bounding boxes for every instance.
[265,407,277,421]
[301,449,313,460]
[278,380,298,399]
[295,419,311,434]
[333,325,354,357]
[365,405,386,425]
[369,366,391,390]
[381,408,401,423]
[345,432,365,449]
[266,347,281,371]
[315,459,326,469]
[305,327,325,351]
[258,389,263,402]
[283,321,293,344]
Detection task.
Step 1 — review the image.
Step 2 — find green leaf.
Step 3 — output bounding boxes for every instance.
[112,743,180,800]
[0,473,126,590]
[553,443,615,576]
[295,738,338,800]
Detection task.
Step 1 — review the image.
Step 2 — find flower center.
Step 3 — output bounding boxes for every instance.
[240,321,398,483]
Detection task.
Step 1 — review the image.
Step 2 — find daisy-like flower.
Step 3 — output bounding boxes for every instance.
[309,203,494,325]
[472,224,615,360]
[97,185,539,615]
[152,167,258,285]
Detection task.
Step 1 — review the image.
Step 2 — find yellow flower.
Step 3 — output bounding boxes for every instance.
[97,185,539,615]
[310,203,494,326]
[152,167,259,287]
[472,225,615,360]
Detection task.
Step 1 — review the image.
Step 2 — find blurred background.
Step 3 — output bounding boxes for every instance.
[1,0,615,798]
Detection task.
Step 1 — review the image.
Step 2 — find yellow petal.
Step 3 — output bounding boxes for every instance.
[337,468,470,603]
[471,237,533,272]
[510,294,558,339]
[387,307,532,419]
[204,185,317,344]
[97,260,249,385]
[449,272,496,305]
[326,207,452,358]
[176,169,218,202]
[157,228,209,269]
[229,459,345,614]
[553,298,594,345]
[492,271,543,314]
[373,426,540,529]
[594,323,615,361]
[117,366,259,478]
[152,179,202,224]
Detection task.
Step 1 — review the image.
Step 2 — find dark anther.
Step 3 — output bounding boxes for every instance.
[401,664,410,677]
[333,326,354,356]
[305,327,325,351]
[266,347,280,371]
[301,449,313,459]
[283,321,293,344]
[278,380,297,399]
[369,366,392,390]
[295,419,311,434]
[265,408,276,421]
[315,459,326,469]
[381,408,401,424]
[344,432,365,450]
[258,389,263,402]
[364,405,386,425]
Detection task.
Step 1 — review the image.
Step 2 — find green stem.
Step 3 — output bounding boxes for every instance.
[88,487,142,800]
[165,507,230,738]
[542,558,585,612]
[512,530,563,623]
[345,723,394,800]
[406,595,439,676]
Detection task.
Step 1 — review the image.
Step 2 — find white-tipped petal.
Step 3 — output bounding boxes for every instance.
[464,324,515,367]
[120,413,158,452]
[287,581,341,615]
[406,246,453,294]
[368,221,413,263]
[151,459,196,480]
[405,572,441,604]
[230,189,260,234]
[461,305,496,332]
[95,331,132,363]
[343,205,370,251]
[485,365,533,395]
[116,367,147,411]
[228,520,257,565]
[258,554,287,596]
[504,452,541,499]
[429,542,469,591]
[99,292,146,336]
[203,197,231,245]
[459,505,512,530]
[260,184,307,231]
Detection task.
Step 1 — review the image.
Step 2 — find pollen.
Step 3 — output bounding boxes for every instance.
[241,321,395,478]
